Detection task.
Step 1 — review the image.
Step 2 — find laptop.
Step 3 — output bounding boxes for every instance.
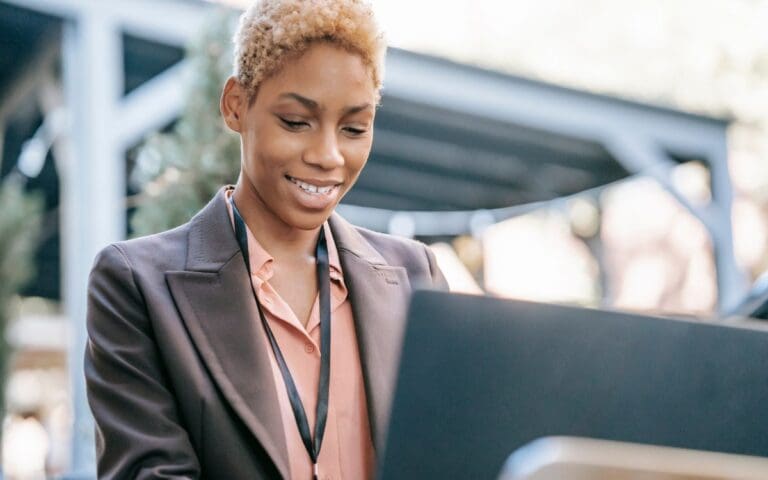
[378,290,768,479]
[500,436,768,479]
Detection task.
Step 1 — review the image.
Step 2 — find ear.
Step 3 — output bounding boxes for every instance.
[220,76,247,132]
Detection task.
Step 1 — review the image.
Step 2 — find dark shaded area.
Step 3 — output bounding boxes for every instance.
[123,33,184,95]
[2,104,61,300]
[750,301,768,320]
[0,3,60,97]
[348,96,629,211]
[19,153,61,300]
[2,99,40,178]
[0,3,64,301]
[729,278,768,320]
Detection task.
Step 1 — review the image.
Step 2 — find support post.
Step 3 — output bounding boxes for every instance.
[61,10,124,477]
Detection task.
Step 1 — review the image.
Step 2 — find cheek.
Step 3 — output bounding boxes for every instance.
[247,130,296,174]
[343,141,373,177]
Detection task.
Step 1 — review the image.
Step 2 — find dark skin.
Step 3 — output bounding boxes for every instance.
[220,42,377,326]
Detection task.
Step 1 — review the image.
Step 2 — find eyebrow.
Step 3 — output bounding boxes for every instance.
[278,92,373,115]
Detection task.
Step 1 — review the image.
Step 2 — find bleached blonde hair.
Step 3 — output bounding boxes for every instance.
[233,0,386,101]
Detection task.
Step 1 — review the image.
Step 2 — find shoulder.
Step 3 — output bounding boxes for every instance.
[338,221,448,290]
[329,212,446,283]
[351,224,433,268]
[90,222,190,279]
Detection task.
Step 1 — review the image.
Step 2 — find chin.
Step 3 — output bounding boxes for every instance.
[282,208,334,231]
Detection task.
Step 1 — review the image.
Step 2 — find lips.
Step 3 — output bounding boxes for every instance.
[286,175,342,193]
[285,175,342,210]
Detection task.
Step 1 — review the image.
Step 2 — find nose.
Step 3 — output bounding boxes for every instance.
[303,129,344,169]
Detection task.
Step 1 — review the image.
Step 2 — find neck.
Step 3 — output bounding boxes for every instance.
[232,180,321,261]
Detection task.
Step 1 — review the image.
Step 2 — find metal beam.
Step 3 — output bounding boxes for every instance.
[337,180,609,238]
[1,0,209,45]
[704,135,745,313]
[343,188,437,211]
[111,0,211,46]
[385,50,728,149]
[116,60,190,149]
[0,0,80,19]
[384,49,746,312]
[605,135,745,313]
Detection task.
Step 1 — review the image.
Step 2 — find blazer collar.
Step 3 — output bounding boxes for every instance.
[184,186,242,272]
[182,187,387,272]
[167,187,411,473]
[166,187,290,477]
[328,212,412,454]
[327,212,388,266]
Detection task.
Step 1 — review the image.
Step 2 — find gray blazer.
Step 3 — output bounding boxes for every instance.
[84,186,447,479]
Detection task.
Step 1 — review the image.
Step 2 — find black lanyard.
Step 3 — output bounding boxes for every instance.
[229,195,331,480]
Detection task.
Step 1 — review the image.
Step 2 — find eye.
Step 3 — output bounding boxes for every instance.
[278,116,309,131]
[342,126,368,137]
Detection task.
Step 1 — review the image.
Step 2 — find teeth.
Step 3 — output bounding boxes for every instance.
[298,180,318,193]
[289,177,335,195]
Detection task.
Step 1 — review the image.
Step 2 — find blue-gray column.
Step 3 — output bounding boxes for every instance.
[61,9,124,478]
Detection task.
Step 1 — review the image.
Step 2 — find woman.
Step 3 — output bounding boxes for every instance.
[84,1,447,479]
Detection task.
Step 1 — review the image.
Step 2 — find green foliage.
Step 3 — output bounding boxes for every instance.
[0,175,44,324]
[130,12,241,237]
[0,174,44,420]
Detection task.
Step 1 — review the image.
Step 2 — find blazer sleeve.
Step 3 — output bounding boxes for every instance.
[84,244,200,480]
[424,244,450,291]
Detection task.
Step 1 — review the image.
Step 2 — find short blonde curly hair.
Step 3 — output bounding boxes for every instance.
[233,0,386,101]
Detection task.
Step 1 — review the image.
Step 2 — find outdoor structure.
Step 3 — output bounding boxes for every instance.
[0,0,750,476]
[1,1,207,477]
[730,274,768,320]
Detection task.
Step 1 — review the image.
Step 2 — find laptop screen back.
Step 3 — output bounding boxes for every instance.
[379,291,768,480]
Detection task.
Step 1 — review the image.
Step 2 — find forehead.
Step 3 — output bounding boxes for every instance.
[256,42,377,107]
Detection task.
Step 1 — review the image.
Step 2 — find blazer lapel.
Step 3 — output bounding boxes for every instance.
[329,213,412,454]
[165,188,290,479]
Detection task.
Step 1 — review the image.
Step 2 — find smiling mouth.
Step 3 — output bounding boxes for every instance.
[286,176,341,195]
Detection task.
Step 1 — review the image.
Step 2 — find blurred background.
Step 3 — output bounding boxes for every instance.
[1,0,767,477]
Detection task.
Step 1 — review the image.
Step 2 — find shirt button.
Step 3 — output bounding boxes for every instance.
[304,343,315,354]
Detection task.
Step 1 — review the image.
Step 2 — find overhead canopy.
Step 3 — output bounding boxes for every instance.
[346,48,728,213]
[351,95,628,211]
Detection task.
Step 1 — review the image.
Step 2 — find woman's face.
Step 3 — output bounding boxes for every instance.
[225,42,377,231]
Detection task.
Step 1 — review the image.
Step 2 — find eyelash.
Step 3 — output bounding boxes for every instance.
[279,118,308,130]
[344,127,367,136]
[278,117,367,136]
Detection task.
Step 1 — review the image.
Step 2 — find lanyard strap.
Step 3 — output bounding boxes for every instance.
[229,195,331,477]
